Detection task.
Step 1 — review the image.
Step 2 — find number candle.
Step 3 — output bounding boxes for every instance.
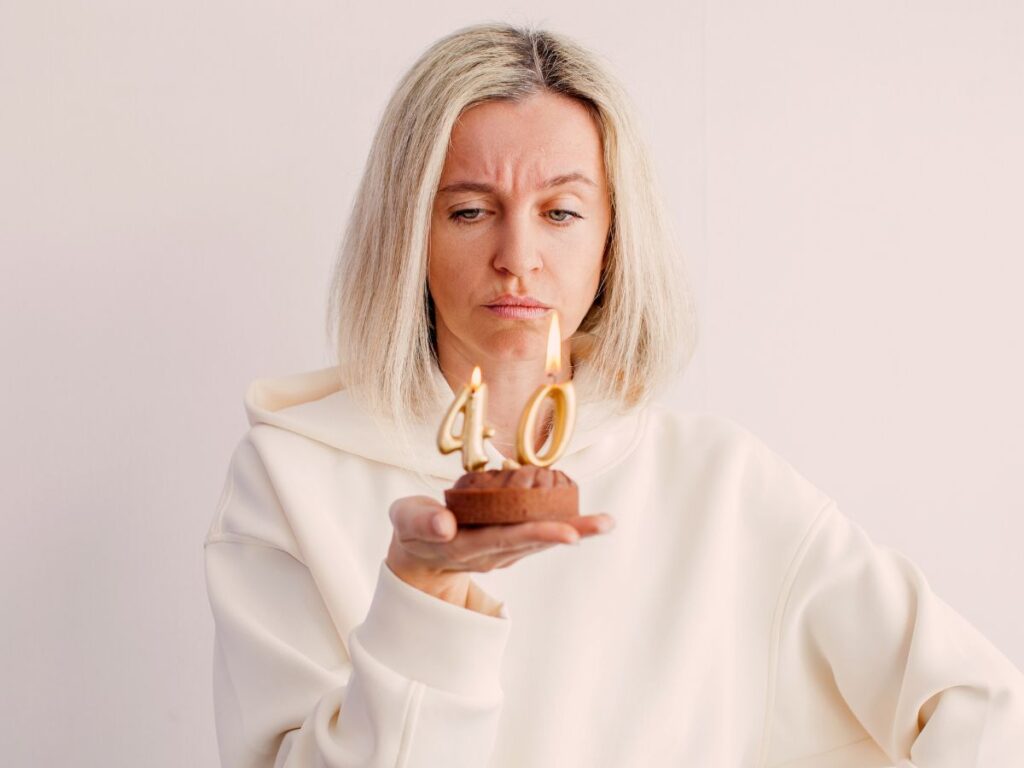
[437,365,495,472]
[516,311,576,467]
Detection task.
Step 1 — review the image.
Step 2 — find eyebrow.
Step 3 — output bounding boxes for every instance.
[437,172,598,195]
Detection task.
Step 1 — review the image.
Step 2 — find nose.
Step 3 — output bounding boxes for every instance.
[491,210,543,278]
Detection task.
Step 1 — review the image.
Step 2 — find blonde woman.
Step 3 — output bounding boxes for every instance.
[203,22,1024,768]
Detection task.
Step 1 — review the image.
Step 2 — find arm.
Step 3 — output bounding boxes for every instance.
[203,441,512,768]
[760,501,1024,767]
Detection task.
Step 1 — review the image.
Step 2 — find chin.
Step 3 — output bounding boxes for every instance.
[478,326,547,361]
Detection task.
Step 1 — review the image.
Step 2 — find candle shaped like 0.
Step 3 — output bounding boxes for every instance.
[437,365,496,472]
[516,312,577,467]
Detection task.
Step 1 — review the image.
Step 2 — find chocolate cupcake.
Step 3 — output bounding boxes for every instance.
[444,464,579,525]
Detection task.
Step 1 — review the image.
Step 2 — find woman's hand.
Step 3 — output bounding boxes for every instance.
[385,495,615,610]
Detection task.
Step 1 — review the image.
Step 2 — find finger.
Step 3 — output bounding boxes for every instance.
[426,508,457,542]
[389,495,443,527]
[465,541,559,572]
[447,514,615,563]
[392,497,453,543]
[401,518,566,568]
[451,520,579,560]
[567,513,616,537]
[488,542,559,569]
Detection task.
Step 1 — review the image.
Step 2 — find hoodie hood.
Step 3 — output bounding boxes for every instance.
[242,362,647,486]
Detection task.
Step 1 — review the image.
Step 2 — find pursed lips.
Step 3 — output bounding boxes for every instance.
[484,296,551,318]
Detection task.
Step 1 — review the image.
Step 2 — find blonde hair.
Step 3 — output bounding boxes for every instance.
[325,21,699,431]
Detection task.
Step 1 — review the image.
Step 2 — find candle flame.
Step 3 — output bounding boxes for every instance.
[470,365,482,390]
[545,312,561,376]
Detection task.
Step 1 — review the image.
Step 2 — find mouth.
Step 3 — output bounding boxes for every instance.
[483,294,551,319]
[485,305,550,319]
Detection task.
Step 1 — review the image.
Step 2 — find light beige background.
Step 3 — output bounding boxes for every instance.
[2,1,1021,765]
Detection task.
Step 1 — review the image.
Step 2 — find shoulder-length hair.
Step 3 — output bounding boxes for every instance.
[325,21,699,428]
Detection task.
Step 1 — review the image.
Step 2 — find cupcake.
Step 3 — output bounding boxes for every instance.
[444,463,579,525]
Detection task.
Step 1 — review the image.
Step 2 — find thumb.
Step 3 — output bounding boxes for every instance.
[425,506,457,541]
[393,496,456,542]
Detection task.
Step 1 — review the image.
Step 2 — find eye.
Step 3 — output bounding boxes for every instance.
[448,208,583,226]
[449,208,486,224]
[547,209,583,225]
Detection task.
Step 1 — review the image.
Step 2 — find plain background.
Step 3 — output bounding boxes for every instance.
[2,1,1021,765]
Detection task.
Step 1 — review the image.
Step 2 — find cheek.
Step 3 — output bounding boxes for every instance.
[428,225,475,317]
[427,258,455,314]
[571,237,605,290]
[560,233,605,318]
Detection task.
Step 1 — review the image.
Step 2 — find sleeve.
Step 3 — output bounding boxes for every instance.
[203,443,512,768]
[762,500,1024,768]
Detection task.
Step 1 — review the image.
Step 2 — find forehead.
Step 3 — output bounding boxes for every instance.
[440,92,605,188]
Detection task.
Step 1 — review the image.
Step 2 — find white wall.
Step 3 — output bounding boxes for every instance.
[1,2,1019,765]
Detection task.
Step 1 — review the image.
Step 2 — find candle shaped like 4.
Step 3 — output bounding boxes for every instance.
[516,311,577,467]
[437,365,495,472]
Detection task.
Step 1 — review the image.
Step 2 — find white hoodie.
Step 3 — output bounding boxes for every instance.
[203,365,1024,768]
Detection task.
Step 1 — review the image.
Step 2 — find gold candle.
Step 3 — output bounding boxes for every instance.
[516,311,577,467]
[437,365,496,472]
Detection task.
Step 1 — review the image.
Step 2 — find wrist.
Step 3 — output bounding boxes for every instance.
[385,555,471,609]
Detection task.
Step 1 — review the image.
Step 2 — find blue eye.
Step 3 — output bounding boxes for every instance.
[448,208,584,226]
[450,208,485,224]
[548,209,582,224]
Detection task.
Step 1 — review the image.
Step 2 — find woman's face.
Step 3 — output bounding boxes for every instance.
[428,91,612,368]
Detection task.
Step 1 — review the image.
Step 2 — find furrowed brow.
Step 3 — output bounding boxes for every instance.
[437,172,597,195]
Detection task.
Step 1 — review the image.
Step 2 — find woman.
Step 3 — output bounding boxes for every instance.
[203,22,1023,767]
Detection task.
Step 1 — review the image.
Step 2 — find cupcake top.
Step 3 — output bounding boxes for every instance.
[453,464,576,490]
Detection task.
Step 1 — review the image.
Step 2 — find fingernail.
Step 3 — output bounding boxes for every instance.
[432,515,451,537]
